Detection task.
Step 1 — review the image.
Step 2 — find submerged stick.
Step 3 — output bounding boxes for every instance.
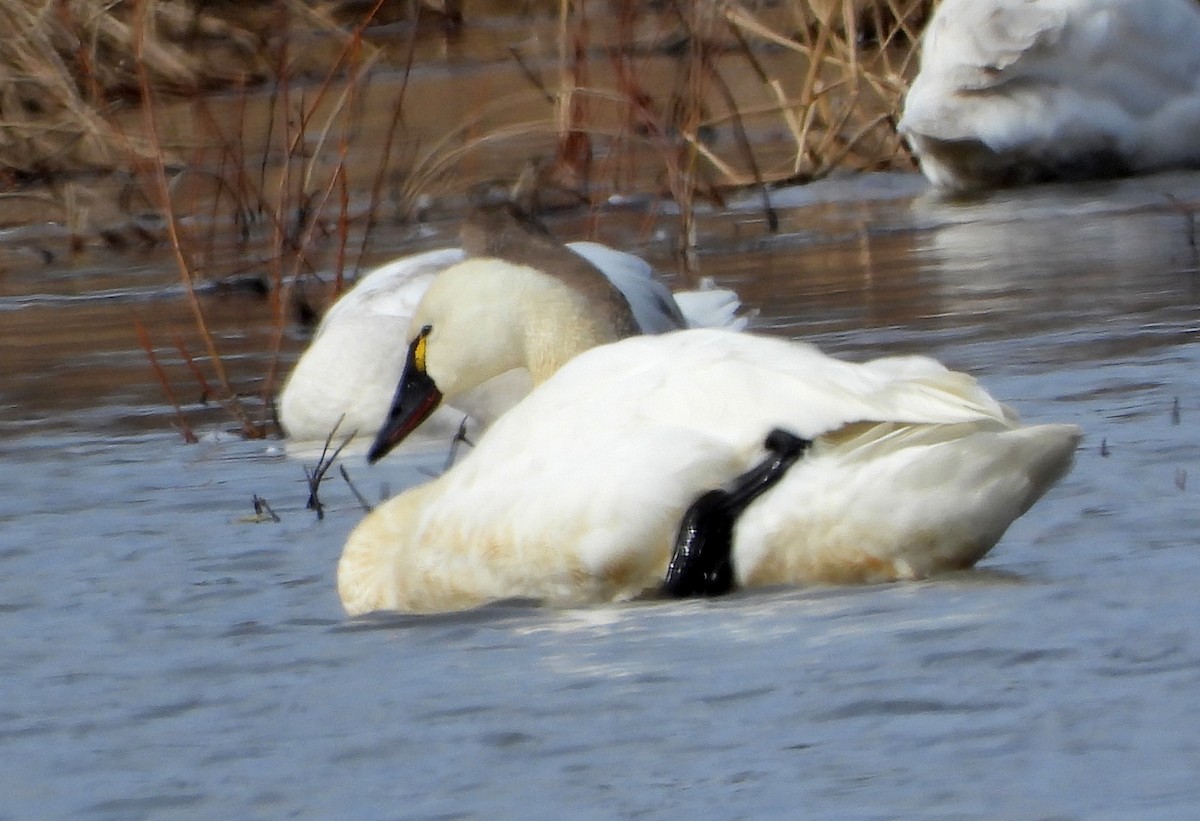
[252,494,281,523]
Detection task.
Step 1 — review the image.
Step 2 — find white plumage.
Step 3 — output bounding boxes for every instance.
[338,327,1080,615]
[900,0,1200,190]
[278,241,742,446]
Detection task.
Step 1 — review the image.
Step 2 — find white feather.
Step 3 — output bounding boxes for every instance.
[900,0,1200,190]
[338,329,1080,615]
[278,243,742,445]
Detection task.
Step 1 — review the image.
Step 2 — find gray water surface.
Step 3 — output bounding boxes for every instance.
[2,172,1199,819]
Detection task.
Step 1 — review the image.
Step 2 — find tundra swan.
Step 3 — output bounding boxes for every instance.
[339,328,1081,615]
[278,205,742,446]
[899,0,1200,191]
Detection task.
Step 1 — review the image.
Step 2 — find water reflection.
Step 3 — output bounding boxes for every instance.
[2,172,1200,818]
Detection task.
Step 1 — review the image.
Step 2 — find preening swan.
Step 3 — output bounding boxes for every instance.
[899,0,1200,191]
[339,328,1080,615]
[278,247,485,444]
[278,204,743,446]
[364,243,745,460]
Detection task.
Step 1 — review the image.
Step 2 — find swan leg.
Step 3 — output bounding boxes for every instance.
[662,429,812,598]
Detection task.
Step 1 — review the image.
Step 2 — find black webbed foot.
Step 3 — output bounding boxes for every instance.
[662,429,812,598]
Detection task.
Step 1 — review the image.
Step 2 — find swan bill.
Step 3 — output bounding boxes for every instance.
[663,428,813,598]
[368,327,443,464]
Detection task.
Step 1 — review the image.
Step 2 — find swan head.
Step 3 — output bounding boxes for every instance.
[367,251,642,462]
[365,260,528,462]
[367,257,611,462]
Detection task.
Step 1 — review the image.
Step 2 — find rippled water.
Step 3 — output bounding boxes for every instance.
[2,172,1199,819]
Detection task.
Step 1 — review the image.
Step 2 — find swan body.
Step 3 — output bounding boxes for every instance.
[899,0,1200,190]
[278,226,742,446]
[339,329,1080,615]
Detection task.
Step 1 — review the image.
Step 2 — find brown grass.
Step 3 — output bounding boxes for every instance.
[0,0,271,179]
[397,0,934,259]
[1,1,935,211]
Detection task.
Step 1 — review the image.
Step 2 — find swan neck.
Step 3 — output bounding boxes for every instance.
[520,293,622,384]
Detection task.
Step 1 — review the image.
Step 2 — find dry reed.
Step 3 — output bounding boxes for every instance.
[1,0,939,440]
[393,0,935,260]
[0,0,269,179]
[122,0,408,440]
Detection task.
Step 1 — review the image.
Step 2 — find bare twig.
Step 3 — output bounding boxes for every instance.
[172,334,215,404]
[339,465,373,513]
[304,418,357,519]
[134,315,198,443]
[132,0,263,439]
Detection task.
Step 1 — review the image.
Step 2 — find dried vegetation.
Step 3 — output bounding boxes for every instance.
[0,0,938,441]
[0,0,935,217]
[0,0,265,178]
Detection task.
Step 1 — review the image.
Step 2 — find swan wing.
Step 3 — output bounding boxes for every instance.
[566,241,689,333]
[672,281,750,331]
[513,329,1014,447]
[735,420,1081,586]
[566,242,745,333]
[316,248,465,334]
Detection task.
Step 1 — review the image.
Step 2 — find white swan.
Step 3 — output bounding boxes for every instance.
[899,0,1200,191]
[339,325,1080,615]
[278,205,743,446]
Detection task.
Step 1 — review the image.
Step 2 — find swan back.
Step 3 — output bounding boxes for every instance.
[546,330,1017,443]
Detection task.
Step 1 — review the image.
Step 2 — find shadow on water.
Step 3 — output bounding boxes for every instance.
[2,170,1200,818]
[334,598,550,634]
